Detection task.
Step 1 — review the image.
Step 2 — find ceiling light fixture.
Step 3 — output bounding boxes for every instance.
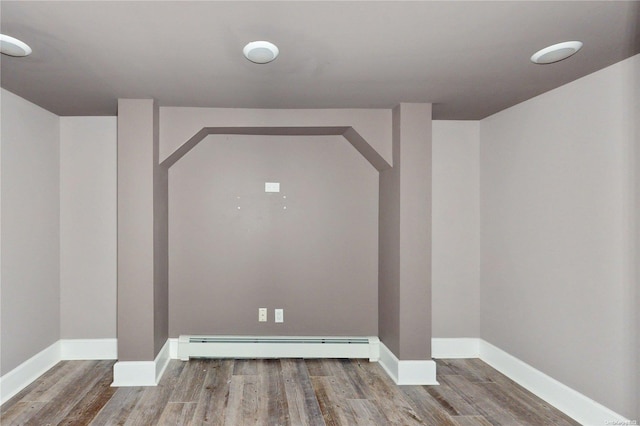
[530,41,583,64]
[0,34,32,57]
[243,41,279,64]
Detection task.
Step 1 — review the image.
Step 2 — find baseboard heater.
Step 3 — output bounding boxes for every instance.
[178,335,380,362]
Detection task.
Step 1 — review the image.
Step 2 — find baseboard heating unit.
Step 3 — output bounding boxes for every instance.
[178,335,380,361]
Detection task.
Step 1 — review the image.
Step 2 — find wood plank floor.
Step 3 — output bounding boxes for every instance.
[1,358,579,425]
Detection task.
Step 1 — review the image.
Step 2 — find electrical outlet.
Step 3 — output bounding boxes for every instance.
[275,308,284,323]
[258,308,267,322]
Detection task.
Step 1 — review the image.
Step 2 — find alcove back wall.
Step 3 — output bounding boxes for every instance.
[168,134,378,337]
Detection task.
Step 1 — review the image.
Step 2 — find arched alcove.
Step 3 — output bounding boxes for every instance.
[115,101,434,387]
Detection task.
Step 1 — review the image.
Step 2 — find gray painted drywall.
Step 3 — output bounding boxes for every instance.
[378,115,402,355]
[153,103,169,357]
[379,103,432,360]
[60,117,117,339]
[0,89,60,375]
[632,54,640,421]
[168,134,378,336]
[432,121,480,338]
[480,54,639,419]
[397,104,433,360]
[117,99,165,361]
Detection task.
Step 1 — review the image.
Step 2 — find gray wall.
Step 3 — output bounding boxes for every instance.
[378,114,402,354]
[1,89,60,374]
[431,121,480,338]
[480,54,639,419]
[634,54,640,423]
[153,103,169,357]
[168,134,379,336]
[60,117,117,339]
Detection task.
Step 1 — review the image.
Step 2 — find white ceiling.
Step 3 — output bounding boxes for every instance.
[1,1,639,119]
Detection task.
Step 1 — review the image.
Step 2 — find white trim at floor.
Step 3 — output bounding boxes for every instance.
[432,337,480,359]
[111,339,170,387]
[432,338,630,426]
[60,338,117,360]
[377,342,439,385]
[0,341,61,405]
[0,338,117,405]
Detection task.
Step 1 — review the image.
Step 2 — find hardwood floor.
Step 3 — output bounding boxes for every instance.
[1,358,579,425]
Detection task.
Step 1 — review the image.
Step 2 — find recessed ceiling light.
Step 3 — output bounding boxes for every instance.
[0,34,32,57]
[243,41,279,64]
[531,41,583,64]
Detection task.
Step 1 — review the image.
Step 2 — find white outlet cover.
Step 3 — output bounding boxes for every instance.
[265,182,280,193]
[275,308,284,323]
[258,308,267,322]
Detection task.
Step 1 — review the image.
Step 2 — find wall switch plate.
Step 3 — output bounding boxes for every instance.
[274,308,284,323]
[258,308,267,322]
[265,182,280,193]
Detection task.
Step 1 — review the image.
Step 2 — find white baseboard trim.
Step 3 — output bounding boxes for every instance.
[111,339,170,387]
[479,339,630,426]
[432,338,480,358]
[378,342,438,385]
[433,338,630,425]
[0,341,61,405]
[0,338,119,405]
[60,338,118,360]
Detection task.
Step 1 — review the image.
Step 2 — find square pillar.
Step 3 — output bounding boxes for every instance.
[379,103,435,384]
[113,99,169,386]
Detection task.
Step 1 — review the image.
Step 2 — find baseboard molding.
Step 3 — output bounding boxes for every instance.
[0,341,61,405]
[433,338,629,425]
[378,342,438,385]
[432,338,480,358]
[0,338,120,405]
[479,340,629,426]
[111,339,170,387]
[60,338,117,360]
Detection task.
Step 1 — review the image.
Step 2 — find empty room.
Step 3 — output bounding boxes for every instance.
[0,1,638,425]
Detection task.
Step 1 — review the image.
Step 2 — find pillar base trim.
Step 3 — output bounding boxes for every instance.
[111,339,170,387]
[378,342,438,385]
